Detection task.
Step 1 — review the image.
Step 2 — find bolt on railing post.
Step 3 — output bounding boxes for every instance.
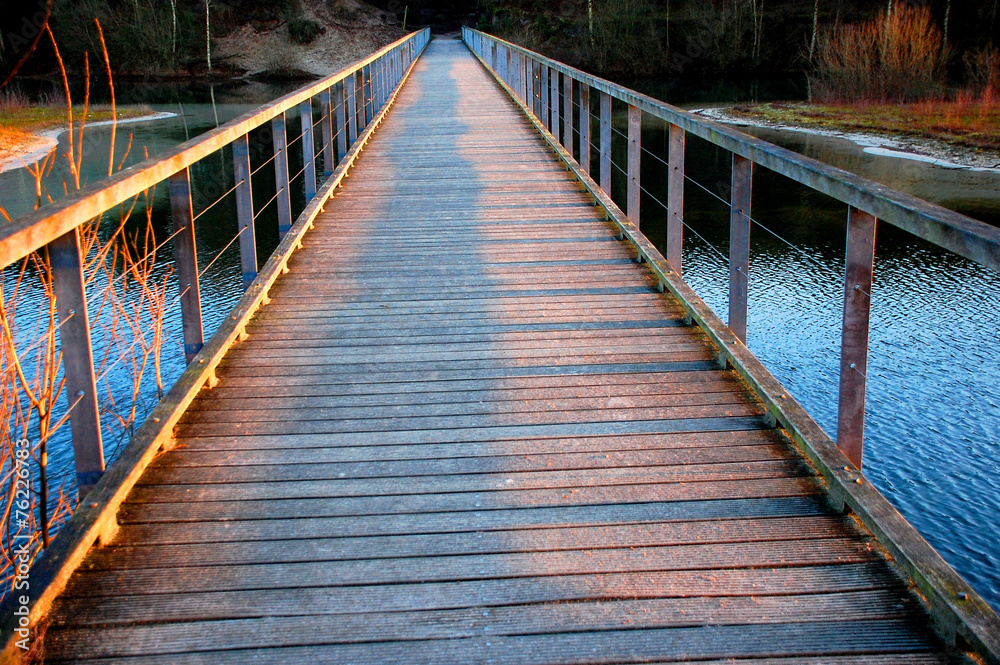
[168,168,204,363]
[346,74,358,145]
[48,229,105,496]
[300,99,316,200]
[599,91,612,194]
[728,154,753,344]
[320,89,334,177]
[579,83,590,174]
[550,69,560,136]
[334,81,347,162]
[837,206,877,469]
[666,123,685,274]
[562,74,573,154]
[232,133,257,290]
[627,105,641,226]
[271,113,293,238]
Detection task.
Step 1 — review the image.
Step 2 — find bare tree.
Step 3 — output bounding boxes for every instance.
[809,0,820,61]
[942,0,951,49]
[170,0,178,58]
[588,0,594,46]
[205,0,212,72]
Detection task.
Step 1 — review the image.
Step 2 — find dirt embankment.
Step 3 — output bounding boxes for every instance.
[216,0,405,79]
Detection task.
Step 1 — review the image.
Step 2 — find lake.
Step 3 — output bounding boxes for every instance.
[1,75,998,612]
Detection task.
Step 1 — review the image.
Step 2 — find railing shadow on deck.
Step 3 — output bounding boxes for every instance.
[464,26,1000,665]
[0,28,430,660]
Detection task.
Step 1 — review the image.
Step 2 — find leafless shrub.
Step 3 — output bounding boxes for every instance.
[811,6,949,103]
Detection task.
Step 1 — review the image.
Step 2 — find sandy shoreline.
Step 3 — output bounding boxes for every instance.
[690,106,1000,173]
[0,112,177,175]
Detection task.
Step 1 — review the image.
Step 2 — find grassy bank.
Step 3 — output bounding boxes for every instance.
[727,101,1000,153]
[0,102,153,159]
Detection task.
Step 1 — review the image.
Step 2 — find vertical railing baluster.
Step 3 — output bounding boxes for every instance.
[579,83,590,175]
[335,81,347,162]
[320,88,334,177]
[599,92,612,194]
[300,99,316,200]
[365,65,374,123]
[837,207,877,469]
[666,124,685,274]
[627,105,641,225]
[232,133,257,290]
[347,74,358,145]
[550,69,559,136]
[728,154,753,343]
[271,113,293,238]
[533,60,541,118]
[540,65,549,128]
[48,228,104,496]
[168,167,204,363]
[562,74,573,153]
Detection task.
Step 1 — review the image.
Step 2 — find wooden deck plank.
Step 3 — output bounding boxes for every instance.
[45,593,925,659]
[42,36,951,663]
[48,563,903,625]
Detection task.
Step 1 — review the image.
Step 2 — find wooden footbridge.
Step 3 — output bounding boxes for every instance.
[2,29,999,663]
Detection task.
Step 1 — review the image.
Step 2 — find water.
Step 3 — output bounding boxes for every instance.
[0,80,317,508]
[599,106,1000,612]
[2,77,999,612]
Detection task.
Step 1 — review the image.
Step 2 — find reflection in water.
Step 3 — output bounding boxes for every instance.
[0,80,316,518]
[606,115,1000,611]
[1,73,998,613]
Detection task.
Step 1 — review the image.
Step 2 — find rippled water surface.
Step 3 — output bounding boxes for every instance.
[611,112,1000,611]
[2,77,999,612]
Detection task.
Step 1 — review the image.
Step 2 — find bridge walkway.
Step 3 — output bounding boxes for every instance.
[40,37,947,664]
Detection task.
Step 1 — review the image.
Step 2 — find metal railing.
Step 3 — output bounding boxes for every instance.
[0,28,430,498]
[463,27,1000,664]
[462,26,1000,469]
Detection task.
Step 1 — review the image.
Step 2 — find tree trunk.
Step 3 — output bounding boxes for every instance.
[664,0,669,54]
[205,0,212,72]
[588,0,594,47]
[170,0,177,57]
[809,0,820,61]
[942,0,951,48]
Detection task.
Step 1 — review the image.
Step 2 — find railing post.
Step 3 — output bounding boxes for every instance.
[271,113,293,238]
[562,74,573,153]
[627,105,641,225]
[300,99,316,200]
[232,133,257,290]
[335,81,347,161]
[346,74,358,145]
[48,228,104,496]
[365,65,374,124]
[168,168,204,364]
[728,154,753,343]
[579,83,590,174]
[320,88,334,177]
[550,69,560,136]
[837,207,877,469]
[540,65,549,128]
[532,60,541,118]
[599,91,612,194]
[666,124,685,274]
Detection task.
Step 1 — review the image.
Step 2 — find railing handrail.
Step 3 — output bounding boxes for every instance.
[463,28,1000,273]
[463,26,1000,665]
[0,28,432,270]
